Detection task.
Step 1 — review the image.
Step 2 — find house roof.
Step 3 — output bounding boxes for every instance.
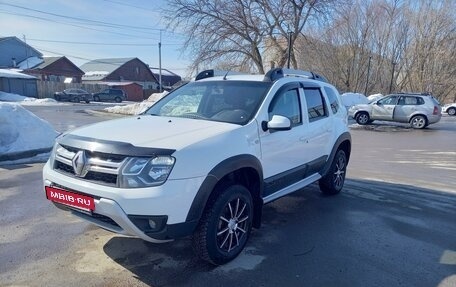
[34,56,61,69]
[80,57,137,81]
[0,36,43,58]
[0,69,37,79]
[80,57,136,73]
[31,56,84,75]
[150,67,181,78]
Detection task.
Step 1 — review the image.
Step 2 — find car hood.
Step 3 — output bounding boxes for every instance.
[66,115,240,150]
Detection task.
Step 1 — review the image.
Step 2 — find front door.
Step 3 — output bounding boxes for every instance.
[372,95,398,120]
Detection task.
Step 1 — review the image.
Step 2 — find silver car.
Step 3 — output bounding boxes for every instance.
[349,93,442,129]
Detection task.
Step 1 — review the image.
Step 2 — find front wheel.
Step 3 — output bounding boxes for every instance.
[72,96,80,103]
[410,115,427,129]
[192,184,253,265]
[114,97,122,103]
[319,149,347,195]
[355,112,370,125]
[448,107,456,116]
[93,95,100,102]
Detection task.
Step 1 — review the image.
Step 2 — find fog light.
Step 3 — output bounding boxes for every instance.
[148,219,157,229]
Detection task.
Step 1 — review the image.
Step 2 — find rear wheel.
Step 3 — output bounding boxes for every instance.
[355,112,370,125]
[448,107,456,116]
[115,96,122,103]
[72,96,80,103]
[192,184,253,265]
[93,95,100,102]
[410,115,427,129]
[319,149,347,195]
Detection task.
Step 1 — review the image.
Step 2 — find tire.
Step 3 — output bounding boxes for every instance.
[72,97,80,103]
[85,100,90,104]
[448,107,456,116]
[115,97,122,103]
[192,184,253,265]
[93,95,100,102]
[54,95,60,101]
[355,112,370,125]
[319,149,347,195]
[410,115,427,129]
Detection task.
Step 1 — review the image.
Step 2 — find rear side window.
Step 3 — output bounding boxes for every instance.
[324,87,339,114]
[303,88,328,122]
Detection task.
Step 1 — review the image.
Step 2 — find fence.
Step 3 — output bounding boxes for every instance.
[36,82,109,99]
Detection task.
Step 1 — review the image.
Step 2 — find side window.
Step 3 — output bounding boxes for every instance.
[303,88,328,122]
[324,86,339,114]
[417,97,425,105]
[268,88,302,127]
[378,96,398,105]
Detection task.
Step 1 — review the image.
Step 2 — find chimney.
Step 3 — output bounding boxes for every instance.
[12,57,16,67]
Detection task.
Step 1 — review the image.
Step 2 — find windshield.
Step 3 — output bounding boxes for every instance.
[145,81,271,125]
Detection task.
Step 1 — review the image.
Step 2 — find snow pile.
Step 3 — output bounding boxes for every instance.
[84,71,109,76]
[0,69,36,79]
[341,93,369,108]
[0,91,58,105]
[104,91,168,115]
[367,93,383,102]
[0,103,58,154]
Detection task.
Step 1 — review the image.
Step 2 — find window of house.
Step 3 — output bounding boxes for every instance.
[303,88,328,122]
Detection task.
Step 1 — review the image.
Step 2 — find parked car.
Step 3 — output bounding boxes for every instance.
[43,67,351,265]
[349,92,441,129]
[442,103,456,116]
[92,88,127,102]
[54,88,92,103]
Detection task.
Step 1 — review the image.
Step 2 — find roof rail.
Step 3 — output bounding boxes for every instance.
[263,68,328,83]
[195,69,249,81]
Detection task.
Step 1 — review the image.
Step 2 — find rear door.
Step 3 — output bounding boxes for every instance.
[394,96,421,122]
[372,95,398,120]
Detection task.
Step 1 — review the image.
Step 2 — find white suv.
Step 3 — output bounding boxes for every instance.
[43,68,351,265]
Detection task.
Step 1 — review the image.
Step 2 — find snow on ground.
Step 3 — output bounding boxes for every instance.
[0,103,58,154]
[104,91,168,115]
[0,91,59,105]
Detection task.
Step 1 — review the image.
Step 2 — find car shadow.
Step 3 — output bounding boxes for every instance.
[103,179,456,287]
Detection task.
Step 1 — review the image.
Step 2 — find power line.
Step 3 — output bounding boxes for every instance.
[27,38,183,46]
[0,2,165,31]
[0,10,160,40]
[101,0,159,12]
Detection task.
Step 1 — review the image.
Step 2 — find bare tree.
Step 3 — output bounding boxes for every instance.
[164,0,343,73]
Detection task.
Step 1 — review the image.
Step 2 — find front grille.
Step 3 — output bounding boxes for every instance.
[53,144,126,186]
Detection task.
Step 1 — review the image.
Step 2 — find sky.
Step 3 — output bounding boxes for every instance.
[0,0,192,77]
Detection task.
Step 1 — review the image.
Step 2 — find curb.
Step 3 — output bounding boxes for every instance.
[0,147,52,162]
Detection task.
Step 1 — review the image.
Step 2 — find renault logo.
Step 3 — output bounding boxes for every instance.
[72,151,88,177]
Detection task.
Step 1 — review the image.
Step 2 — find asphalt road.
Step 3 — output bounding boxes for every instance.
[1,106,455,287]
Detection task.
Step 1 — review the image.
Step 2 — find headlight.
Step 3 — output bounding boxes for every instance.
[48,142,59,166]
[118,156,175,188]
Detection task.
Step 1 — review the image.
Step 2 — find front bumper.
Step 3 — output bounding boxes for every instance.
[43,160,204,242]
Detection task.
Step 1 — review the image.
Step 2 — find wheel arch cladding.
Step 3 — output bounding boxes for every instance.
[320,132,351,178]
[186,154,264,229]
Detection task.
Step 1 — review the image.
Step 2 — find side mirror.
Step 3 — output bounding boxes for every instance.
[262,115,291,131]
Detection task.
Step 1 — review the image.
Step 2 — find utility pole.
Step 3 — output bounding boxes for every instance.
[364,56,372,96]
[287,30,292,69]
[23,34,29,69]
[389,61,396,94]
[158,30,162,92]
